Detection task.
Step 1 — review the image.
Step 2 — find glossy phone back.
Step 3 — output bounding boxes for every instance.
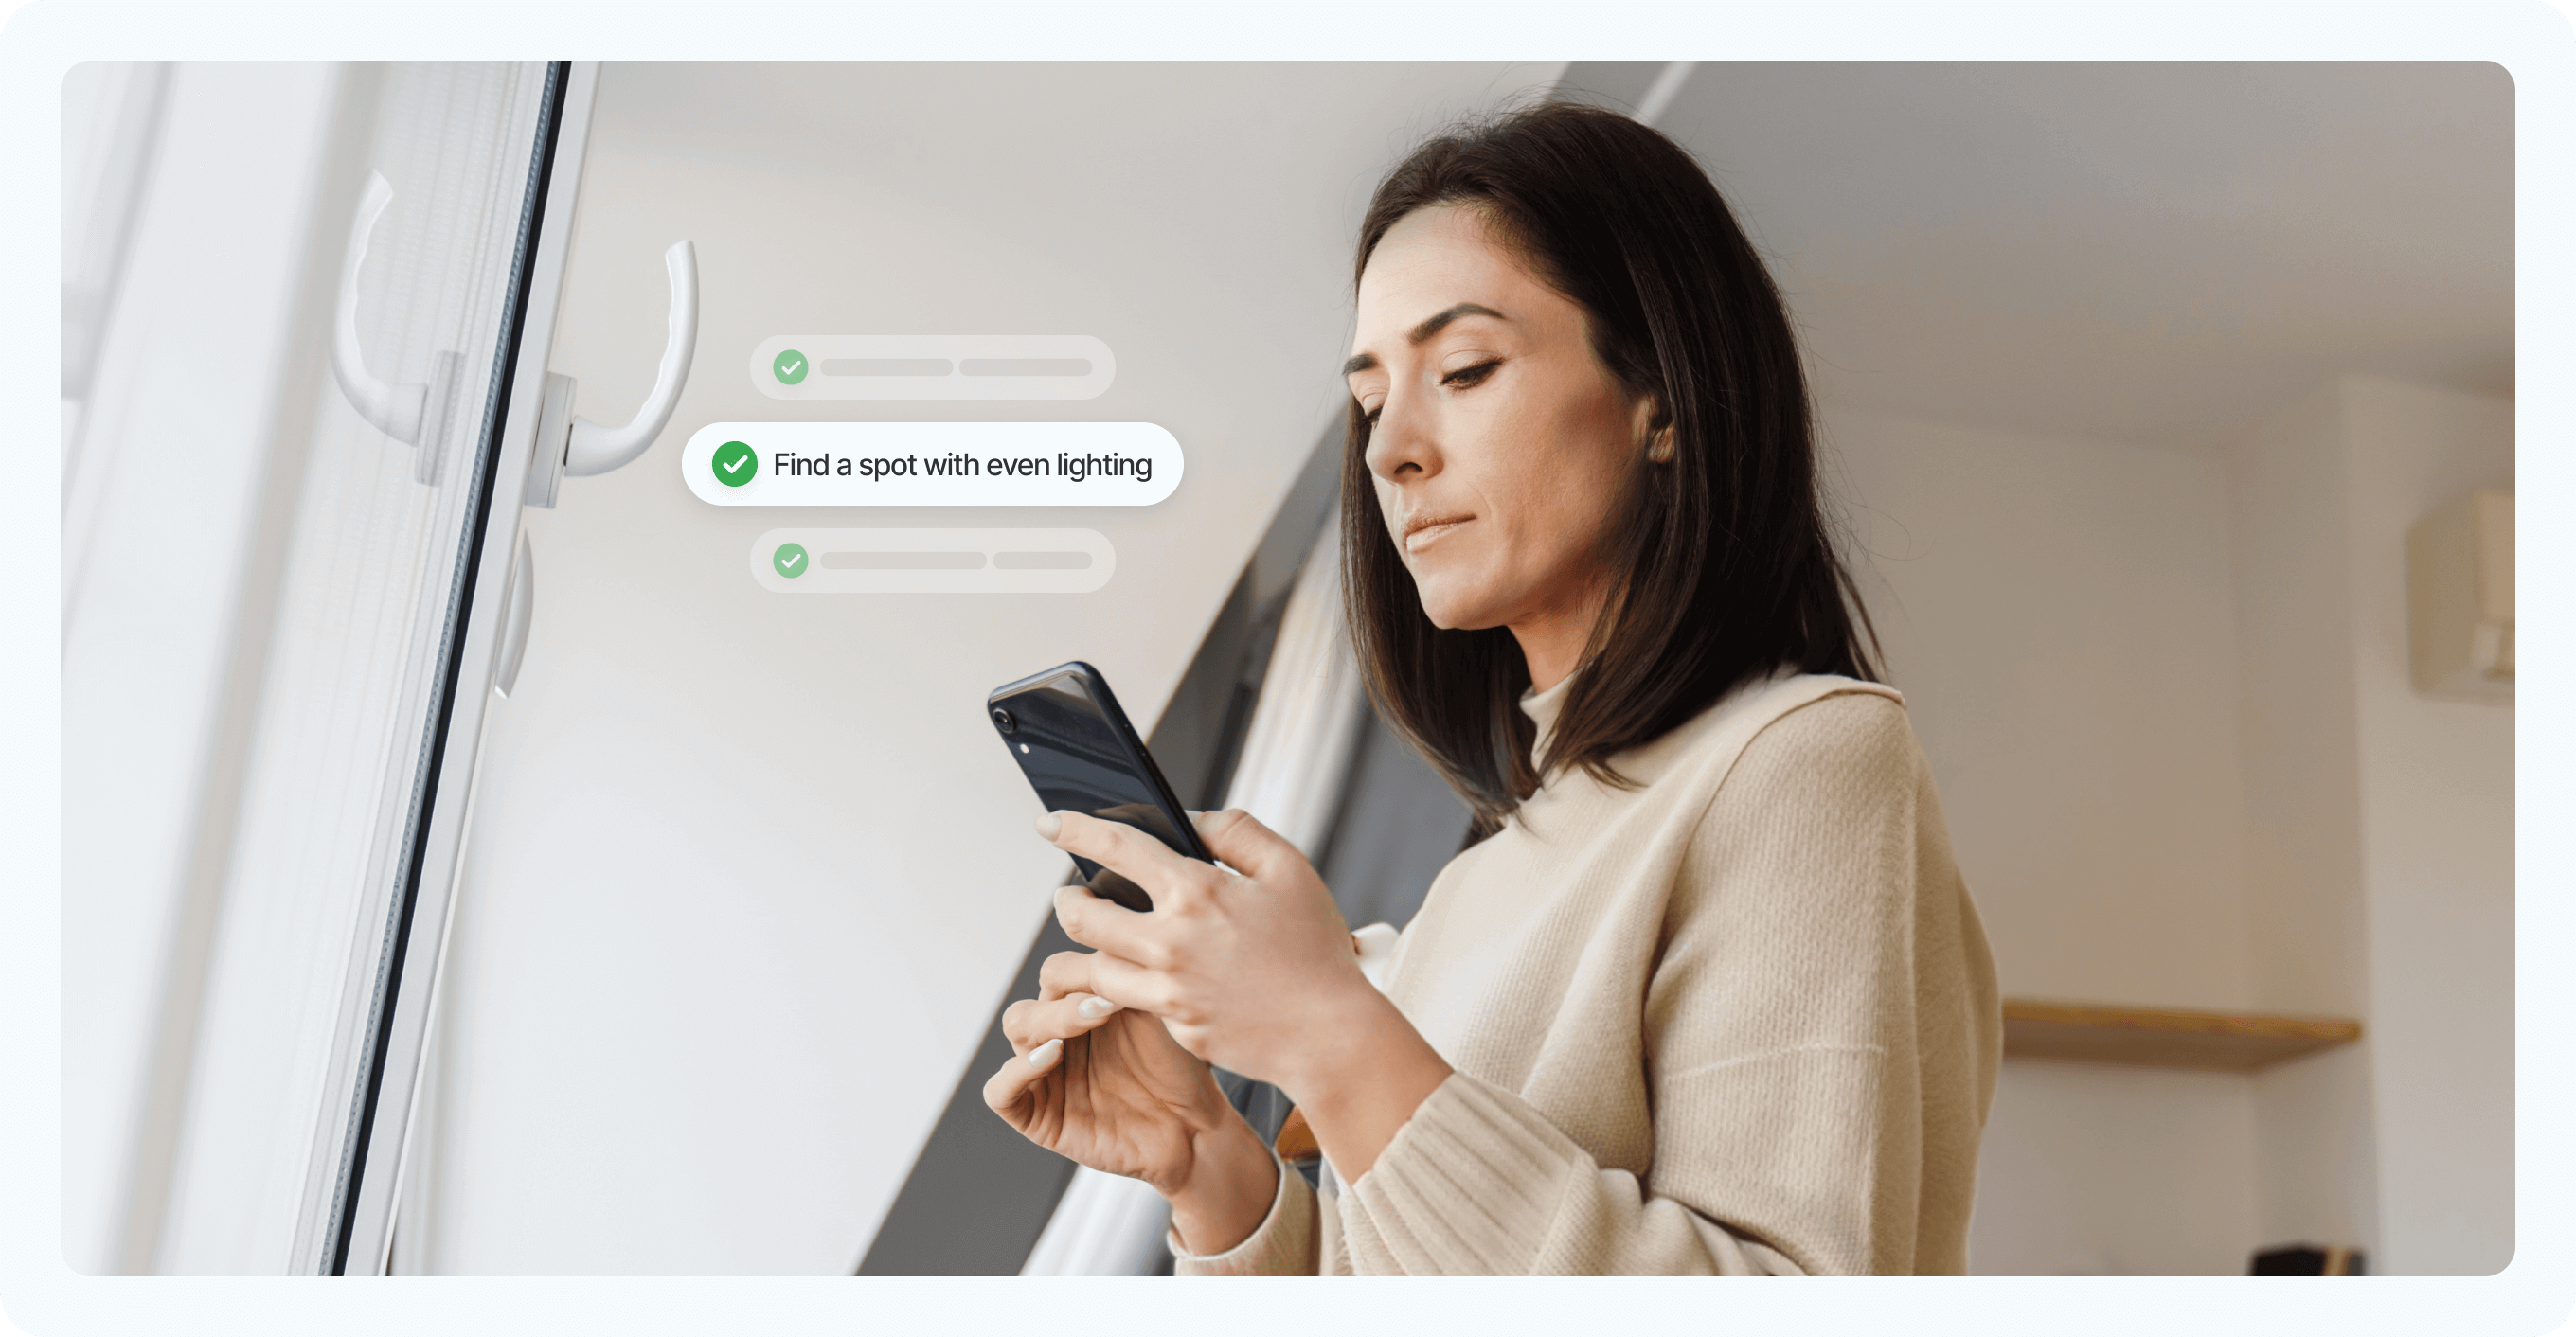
[987,661,1208,911]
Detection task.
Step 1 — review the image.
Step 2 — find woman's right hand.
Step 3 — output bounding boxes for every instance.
[982,948,1279,1254]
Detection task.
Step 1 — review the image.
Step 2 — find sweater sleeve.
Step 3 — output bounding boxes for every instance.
[1167,1145,1321,1275]
[1333,692,1989,1275]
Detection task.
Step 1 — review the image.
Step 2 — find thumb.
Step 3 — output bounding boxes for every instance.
[1190,807,1308,883]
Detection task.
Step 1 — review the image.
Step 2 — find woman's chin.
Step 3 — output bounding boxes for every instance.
[1412,584,1508,633]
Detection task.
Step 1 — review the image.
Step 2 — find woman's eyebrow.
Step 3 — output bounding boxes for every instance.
[1341,303,1512,378]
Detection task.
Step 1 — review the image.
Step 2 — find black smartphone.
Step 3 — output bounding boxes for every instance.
[988,661,1211,912]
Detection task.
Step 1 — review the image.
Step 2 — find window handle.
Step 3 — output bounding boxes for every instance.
[494,528,534,698]
[331,170,463,484]
[566,240,697,475]
[526,241,699,507]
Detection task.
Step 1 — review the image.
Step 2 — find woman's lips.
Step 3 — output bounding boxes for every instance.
[1403,513,1473,554]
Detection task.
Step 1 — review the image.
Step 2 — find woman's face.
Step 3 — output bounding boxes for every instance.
[1346,204,1657,643]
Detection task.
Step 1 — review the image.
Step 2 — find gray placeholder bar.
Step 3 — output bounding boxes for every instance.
[819,358,956,377]
[756,336,1116,401]
[960,358,1092,378]
[754,527,1115,594]
[822,550,988,570]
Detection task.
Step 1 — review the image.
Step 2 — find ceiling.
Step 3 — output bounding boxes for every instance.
[1562,62,2513,451]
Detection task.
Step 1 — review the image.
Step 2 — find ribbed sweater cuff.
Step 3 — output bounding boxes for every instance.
[1168,1146,1318,1275]
[1340,1071,1585,1275]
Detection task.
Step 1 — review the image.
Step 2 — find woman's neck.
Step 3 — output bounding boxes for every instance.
[1510,579,1613,692]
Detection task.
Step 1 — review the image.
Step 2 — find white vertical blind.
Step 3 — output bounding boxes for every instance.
[1220,516,1369,858]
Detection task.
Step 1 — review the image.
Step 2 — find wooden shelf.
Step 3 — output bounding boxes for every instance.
[2002,998,2362,1073]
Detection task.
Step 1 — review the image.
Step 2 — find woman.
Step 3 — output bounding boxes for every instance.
[983,100,2000,1276]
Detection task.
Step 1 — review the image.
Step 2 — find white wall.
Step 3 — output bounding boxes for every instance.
[2230,382,2385,1259]
[415,62,1565,1274]
[1969,1061,2259,1275]
[2340,378,2513,1275]
[2227,375,2513,1275]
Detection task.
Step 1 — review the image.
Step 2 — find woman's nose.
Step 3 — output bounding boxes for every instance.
[1363,390,1437,482]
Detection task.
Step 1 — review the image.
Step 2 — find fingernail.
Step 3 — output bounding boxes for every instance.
[1034,811,1064,841]
[1029,1038,1064,1070]
[1077,995,1118,1019]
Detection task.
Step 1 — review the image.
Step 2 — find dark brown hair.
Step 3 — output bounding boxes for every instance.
[1340,100,1882,837]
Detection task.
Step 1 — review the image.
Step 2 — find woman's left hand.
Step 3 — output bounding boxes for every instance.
[1040,809,1444,1125]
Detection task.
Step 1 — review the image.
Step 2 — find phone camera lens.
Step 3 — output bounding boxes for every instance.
[992,707,1017,734]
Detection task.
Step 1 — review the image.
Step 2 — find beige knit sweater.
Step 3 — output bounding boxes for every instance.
[1172,671,2001,1275]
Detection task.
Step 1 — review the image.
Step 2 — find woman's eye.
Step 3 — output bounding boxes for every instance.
[1440,359,1501,389]
[1355,363,1492,427]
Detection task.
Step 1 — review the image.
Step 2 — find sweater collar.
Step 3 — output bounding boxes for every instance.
[1519,670,1578,758]
[1520,663,1815,785]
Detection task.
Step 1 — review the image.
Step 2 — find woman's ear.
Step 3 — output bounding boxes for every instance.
[1633,392,1675,463]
